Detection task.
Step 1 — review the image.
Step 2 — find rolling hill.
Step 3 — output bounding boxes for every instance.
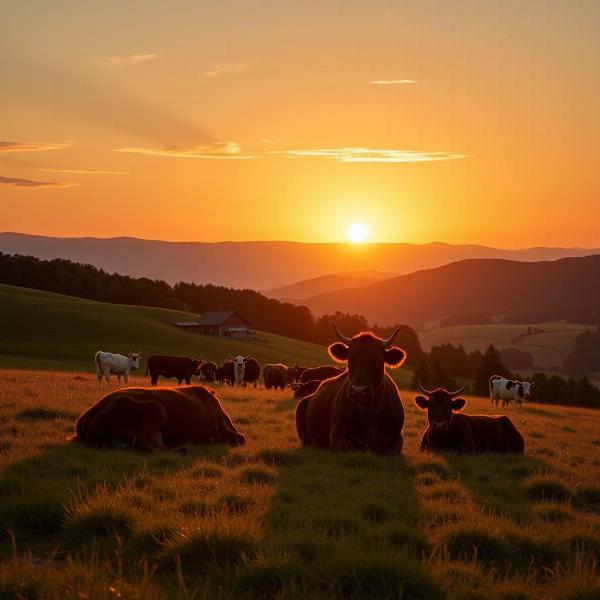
[0,284,420,386]
[1,232,598,290]
[264,270,397,302]
[302,255,600,327]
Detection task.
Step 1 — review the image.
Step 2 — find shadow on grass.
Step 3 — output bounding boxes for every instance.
[232,447,442,599]
[0,441,231,558]
[444,452,549,522]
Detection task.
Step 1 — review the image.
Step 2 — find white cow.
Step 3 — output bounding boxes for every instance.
[232,355,247,386]
[95,351,141,384]
[489,375,533,408]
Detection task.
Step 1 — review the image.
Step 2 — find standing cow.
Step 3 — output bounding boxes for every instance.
[242,358,260,388]
[263,363,288,390]
[95,351,141,384]
[299,365,345,384]
[199,361,217,382]
[232,355,247,386]
[489,375,533,408]
[415,382,525,453]
[145,355,203,386]
[296,323,406,454]
[216,360,235,386]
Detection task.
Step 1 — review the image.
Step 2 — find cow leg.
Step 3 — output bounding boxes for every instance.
[103,368,111,384]
[123,371,129,384]
[97,369,103,384]
[151,375,158,386]
[185,376,191,385]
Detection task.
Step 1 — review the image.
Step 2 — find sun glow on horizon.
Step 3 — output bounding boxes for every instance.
[346,222,370,243]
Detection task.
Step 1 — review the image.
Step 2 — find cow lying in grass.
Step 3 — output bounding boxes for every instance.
[69,385,245,451]
[414,381,524,454]
[296,322,406,454]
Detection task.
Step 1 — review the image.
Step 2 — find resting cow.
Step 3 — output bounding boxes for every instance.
[145,355,202,386]
[69,385,245,451]
[296,323,406,454]
[415,382,525,454]
[299,365,345,384]
[95,351,141,384]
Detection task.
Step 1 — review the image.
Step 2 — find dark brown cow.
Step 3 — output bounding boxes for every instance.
[285,366,297,386]
[216,360,235,386]
[299,365,345,384]
[242,358,261,388]
[145,355,202,386]
[414,382,525,454]
[294,364,307,380]
[291,379,321,399]
[200,361,217,382]
[263,363,287,390]
[69,385,245,451]
[296,323,406,454]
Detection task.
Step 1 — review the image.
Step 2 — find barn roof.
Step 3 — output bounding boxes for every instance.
[197,311,249,326]
[172,321,201,327]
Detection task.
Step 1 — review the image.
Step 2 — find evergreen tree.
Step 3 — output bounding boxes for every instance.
[431,358,456,390]
[411,359,431,390]
[474,344,510,396]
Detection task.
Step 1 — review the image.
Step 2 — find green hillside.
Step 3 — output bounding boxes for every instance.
[420,321,593,370]
[0,284,414,386]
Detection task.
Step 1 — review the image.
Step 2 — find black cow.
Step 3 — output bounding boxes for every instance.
[200,361,217,382]
[215,360,235,386]
[299,364,345,384]
[145,355,203,386]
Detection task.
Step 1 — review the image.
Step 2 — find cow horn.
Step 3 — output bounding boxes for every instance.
[449,384,466,397]
[331,322,352,345]
[417,379,434,396]
[381,327,402,348]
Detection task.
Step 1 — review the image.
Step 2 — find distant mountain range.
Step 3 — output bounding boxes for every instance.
[1,232,598,291]
[301,255,600,327]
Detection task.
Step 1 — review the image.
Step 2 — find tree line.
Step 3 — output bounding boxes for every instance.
[0,252,422,362]
[412,342,600,409]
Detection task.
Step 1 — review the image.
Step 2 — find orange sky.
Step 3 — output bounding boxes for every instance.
[1,1,599,246]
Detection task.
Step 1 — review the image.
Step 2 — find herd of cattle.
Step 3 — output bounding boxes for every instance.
[77,325,527,455]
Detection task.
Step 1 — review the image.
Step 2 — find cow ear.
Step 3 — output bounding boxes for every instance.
[328,342,349,362]
[414,395,429,410]
[384,346,406,368]
[451,398,466,411]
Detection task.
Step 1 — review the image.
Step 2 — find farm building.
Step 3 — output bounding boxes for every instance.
[173,311,252,337]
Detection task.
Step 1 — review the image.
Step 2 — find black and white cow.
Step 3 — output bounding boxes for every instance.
[489,375,533,408]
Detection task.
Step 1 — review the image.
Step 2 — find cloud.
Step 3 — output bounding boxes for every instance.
[115,141,254,159]
[369,79,417,85]
[0,175,74,188]
[201,63,249,78]
[99,54,159,67]
[39,168,126,175]
[272,147,466,163]
[0,141,70,153]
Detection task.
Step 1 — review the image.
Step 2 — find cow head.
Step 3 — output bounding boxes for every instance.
[414,381,466,434]
[128,352,141,369]
[328,322,406,411]
[519,381,533,400]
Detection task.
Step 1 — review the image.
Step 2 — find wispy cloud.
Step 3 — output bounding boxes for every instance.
[272,147,466,163]
[201,62,249,78]
[369,79,417,85]
[0,141,70,153]
[39,168,126,175]
[0,175,74,188]
[99,54,159,67]
[115,141,254,159]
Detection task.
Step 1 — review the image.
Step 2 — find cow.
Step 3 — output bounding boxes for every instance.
[216,360,235,386]
[489,375,533,408]
[299,365,345,384]
[415,381,525,454]
[286,366,297,387]
[95,351,141,384]
[145,355,203,386]
[295,323,407,454]
[232,355,247,386]
[199,361,217,382]
[263,363,288,390]
[291,379,321,399]
[69,385,245,451]
[242,357,260,388]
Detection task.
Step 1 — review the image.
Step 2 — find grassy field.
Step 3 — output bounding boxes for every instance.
[420,321,595,372]
[0,369,599,599]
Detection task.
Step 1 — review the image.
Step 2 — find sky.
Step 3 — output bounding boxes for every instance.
[1,0,599,246]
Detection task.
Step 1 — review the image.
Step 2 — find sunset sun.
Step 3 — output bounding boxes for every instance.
[346,223,370,243]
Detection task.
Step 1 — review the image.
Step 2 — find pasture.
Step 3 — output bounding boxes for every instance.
[420,321,595,373]
[1,369,599,599]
